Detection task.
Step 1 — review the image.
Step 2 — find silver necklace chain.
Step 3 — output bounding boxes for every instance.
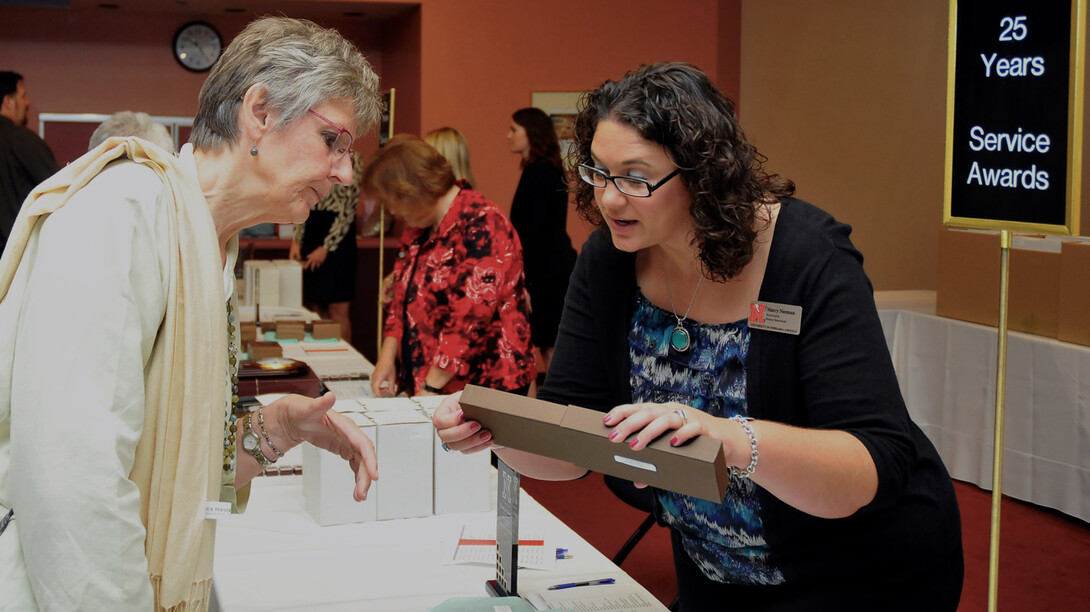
[656,246,703,325]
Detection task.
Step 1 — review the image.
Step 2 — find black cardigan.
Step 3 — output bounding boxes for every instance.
[539,198,962,598]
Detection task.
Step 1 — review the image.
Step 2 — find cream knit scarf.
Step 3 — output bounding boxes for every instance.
[0,138,225,611]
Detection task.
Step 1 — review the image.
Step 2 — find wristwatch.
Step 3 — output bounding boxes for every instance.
[422,382,443,394]
[242,412,275,467]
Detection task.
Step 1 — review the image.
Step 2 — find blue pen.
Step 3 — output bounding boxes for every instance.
[547,578,615,590]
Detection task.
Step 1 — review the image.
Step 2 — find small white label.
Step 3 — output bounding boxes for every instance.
[614,454,658,472]
[494,607,513,612]
[748,301,803,335]
[205,501,232,520]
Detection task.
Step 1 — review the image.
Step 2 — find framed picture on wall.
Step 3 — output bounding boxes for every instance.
[379,88,396,147]
[531,91,582,169]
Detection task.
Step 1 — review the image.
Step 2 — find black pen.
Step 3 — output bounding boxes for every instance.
[547,578,616,590]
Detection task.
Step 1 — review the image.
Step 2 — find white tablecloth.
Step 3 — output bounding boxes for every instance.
[879,307,1090,522]
[210,474,667,611]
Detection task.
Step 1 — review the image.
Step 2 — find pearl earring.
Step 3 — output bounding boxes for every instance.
[250,143,259,156]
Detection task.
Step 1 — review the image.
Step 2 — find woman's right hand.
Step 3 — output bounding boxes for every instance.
[288,240,302,262]
[370,356,398,397]
[381,272,395,308]
[432,391,493,453]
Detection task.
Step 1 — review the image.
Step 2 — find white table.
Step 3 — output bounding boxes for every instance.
[210,474,668,611]
[877,294,1090,523]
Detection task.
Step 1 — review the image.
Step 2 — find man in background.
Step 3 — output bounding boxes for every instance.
[1,71,58,255]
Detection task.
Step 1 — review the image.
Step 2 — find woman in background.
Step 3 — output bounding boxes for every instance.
[507,108,577,374]
[290,154,363,342]
[425,126,476,187]
[367,135,535,398]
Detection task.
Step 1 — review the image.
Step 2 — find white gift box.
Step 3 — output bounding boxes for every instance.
[272,259,302,309]
[418,400,491,515]
[367,409,434,520]
[242,260,280,307]
[302,412,377,526]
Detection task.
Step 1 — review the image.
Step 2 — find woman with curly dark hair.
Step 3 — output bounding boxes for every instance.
[434,62,962,611]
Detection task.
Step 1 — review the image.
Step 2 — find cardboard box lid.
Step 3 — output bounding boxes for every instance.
[460,385,728,502]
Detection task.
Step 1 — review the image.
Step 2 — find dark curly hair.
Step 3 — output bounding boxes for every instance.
[569,62,794,281]
[513,107,564,171]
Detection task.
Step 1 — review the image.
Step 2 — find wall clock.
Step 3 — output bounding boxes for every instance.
[173,21,222,72]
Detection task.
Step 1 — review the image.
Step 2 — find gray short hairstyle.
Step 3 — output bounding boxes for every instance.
[190,16,382,152]
[89,111,175,152]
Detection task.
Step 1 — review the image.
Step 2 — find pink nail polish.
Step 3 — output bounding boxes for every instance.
[479,432,491,441]
[608,430,619,441]
[456,410,464,421]
[603,414,613,424]
[468,422,481,433]
[670,435,679,446]
[629,438,639,448]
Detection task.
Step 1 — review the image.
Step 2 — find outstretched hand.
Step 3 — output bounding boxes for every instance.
[270,392,379,501]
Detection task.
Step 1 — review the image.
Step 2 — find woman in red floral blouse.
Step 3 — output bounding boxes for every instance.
[365,135,536,397]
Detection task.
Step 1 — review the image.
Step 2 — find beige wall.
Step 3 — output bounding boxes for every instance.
[741,0,951,290]
[741,0,1090,291]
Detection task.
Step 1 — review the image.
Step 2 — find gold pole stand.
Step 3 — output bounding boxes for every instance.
[377,206,385,360]
[987,229,1011,612]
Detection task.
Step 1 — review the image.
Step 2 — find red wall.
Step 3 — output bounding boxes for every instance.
[1,0,739,246]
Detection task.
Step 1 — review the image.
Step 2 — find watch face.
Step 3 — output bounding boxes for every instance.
[173,22,222,72]
[243,432,259,452]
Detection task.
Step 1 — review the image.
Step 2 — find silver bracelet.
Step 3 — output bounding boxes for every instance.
[256,406,285,459]
[729,415,758,479]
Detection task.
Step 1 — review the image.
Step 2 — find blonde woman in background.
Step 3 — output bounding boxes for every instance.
[424,126,475,187]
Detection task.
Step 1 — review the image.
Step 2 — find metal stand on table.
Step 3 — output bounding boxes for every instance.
[486,457,520,598]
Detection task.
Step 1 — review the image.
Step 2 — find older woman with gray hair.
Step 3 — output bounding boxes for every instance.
[0,17,382,611]
[89,110,176,152]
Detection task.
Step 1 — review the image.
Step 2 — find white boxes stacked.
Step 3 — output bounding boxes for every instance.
[241,259,303,308]
[302,395,491,526]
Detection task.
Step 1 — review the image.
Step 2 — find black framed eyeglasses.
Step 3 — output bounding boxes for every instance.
[309,109,355,159]
[577,163,681,198]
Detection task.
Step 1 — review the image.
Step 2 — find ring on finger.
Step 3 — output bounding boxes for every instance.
[440,442,453,453]
[675,408,688,424]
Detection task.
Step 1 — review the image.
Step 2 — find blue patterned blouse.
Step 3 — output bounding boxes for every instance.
[629,291,785,585]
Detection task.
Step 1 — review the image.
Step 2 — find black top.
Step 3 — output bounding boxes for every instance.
[539,198,963,607]
[0,116,58,254]
[509,158,577,348]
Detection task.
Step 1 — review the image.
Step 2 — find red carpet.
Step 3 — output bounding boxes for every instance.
[521,473,1090,610]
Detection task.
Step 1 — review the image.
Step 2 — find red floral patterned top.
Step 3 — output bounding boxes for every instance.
[384,182,536,394]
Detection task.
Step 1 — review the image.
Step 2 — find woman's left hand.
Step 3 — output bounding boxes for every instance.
[268,392,379,501]
[303,246,329,271]
[602,401,713,451]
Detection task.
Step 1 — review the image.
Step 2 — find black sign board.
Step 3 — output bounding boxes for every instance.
[945,0,1084,234]
[485,458,520,598]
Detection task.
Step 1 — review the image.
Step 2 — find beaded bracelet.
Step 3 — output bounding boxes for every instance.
[729,415,759,479]
[256,406,285,459]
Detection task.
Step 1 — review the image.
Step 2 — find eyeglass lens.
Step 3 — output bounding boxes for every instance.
[578,164,652,197]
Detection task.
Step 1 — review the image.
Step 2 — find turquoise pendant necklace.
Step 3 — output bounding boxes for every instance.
[656,246,703,353]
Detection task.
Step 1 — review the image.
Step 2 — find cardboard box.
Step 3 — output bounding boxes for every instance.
[936,228,1061,337]
[247,341,282,361]
[275,320,305,341]
[368,409,434,520]
[302,412,378,525]
[239,320,258,343]
[1058,239,1090,346]
[309,319,341,340]
[459,385,728,502]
